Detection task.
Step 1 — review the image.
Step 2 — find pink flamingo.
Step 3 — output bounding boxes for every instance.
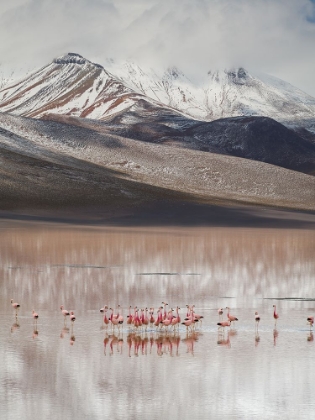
[100,305,108,313]
[127,306,134,326]
[32,309,39,322]
[181,316,194,332]
[103,308,110,328]
[117,307,124,327]
[149,308,155,327]
[162,302,168,321]
[171,307,181,330]
[161,310,173,331]
[255,311,260,331]
[226,307,238,325]
[70,311,76,323]
[142,308,149,330]
[60,305,70,323]
[307,316,314,330]
[109,308,119,330]
[273,305,279,326]
[217,320,231,328]
[192,305,204,323]
[154,307,163,329]
[11,299,20,316]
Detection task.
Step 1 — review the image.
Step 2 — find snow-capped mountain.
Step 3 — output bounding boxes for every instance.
[1,53,315,132]
[107,60,315,127]
[0,53,167,119]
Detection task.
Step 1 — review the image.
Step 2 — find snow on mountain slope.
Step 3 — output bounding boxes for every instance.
[1,53,315,131]
[0,53,169,120]
[109,61,315,125]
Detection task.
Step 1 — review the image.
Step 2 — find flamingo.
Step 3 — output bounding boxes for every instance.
[32,310,39,326]
[192,305,204,323]
[226,307,238,325]
[162,302,168,321]
[181,316,194,332]
[70,311,76,323]
[127,306,134,326]
[109,308,119,330]
[11,299,20,316]
[60,305,70,324]
[161,310,173,331]
[100,305,108,313]
[117,307,124,327]
[217,320,231,328]
[154,307,163,329]
[149,308,155,327]
[255,311,260,331]
[307,316,314,330]
[273,305,279,326]
[103,308,110,328]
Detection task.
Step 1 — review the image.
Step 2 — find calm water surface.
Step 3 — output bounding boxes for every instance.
[0,222,315,419]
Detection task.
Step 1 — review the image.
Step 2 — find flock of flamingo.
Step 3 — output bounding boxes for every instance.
[10,299,315,334]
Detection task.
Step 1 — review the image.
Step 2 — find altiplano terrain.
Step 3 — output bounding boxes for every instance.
[0,53,314,225]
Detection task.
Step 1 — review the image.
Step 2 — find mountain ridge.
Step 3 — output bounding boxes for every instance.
[1,52,315,133]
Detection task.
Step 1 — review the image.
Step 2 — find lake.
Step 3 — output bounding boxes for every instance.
[0,221,315,419]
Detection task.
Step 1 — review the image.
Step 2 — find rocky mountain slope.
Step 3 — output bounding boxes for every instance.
[0,113,314,219]
[43,100,315,175]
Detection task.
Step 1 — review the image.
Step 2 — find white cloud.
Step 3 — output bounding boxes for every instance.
[1,0,315,95]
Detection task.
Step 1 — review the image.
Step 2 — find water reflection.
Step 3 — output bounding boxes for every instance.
[10,316,20,333]
[60,326,70,339]
[1,223,315,419]
[1,225,315,311]
[103,331,200,357]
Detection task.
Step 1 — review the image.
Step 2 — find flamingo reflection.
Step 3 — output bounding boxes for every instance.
[60,326,70,339]
[217,329,231,348]
[11,316,20,333]
[273,328,279,346]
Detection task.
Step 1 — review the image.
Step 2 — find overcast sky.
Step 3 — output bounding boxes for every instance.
[1,0,315,95]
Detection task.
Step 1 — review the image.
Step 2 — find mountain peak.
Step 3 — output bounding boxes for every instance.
[53,53,103,69]
[226,67,250,85]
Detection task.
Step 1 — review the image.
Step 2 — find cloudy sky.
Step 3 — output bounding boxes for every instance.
[1,0,315,95]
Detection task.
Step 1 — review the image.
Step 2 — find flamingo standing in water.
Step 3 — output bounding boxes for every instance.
[11,299,20,316]
[307,316,314,330]
[60,305,70,324]
[70,311,76,323]
[226,307,238,326]
[273,305,279,327]
[149,308,155,328]
[217,320,231,328]
[103,308,110,328]
[32,309,39,324]
[255,311,260,331]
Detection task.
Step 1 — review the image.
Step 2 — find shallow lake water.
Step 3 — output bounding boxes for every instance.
[0,221,315,419]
